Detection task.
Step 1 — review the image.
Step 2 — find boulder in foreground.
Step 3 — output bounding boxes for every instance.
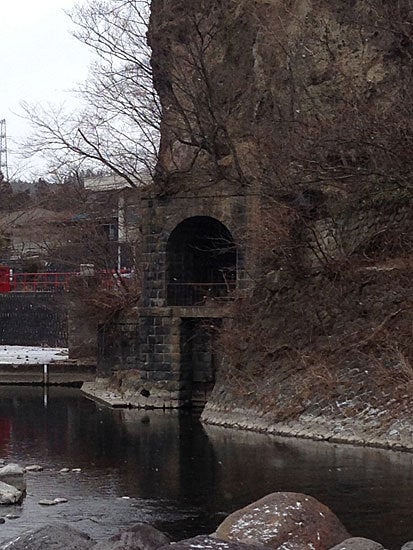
[215,492,350,550]
[0,523,95,549]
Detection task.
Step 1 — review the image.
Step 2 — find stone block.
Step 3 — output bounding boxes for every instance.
[153,280,165,290]
[157,362,172,372]
[155,344,171,354]
[147,354,163,365]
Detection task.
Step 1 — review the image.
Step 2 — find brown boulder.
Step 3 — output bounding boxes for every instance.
[215,492,350,550]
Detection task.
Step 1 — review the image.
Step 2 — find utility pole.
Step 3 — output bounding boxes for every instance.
[0,119,9,182]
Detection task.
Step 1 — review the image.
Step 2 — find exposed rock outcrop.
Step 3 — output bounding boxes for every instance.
[90,0,413,455]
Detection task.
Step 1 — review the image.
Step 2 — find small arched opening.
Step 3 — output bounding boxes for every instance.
[166,216,237,306]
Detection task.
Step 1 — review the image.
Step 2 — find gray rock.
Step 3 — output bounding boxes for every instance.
[25,465,44,472]
[0,464,26,492]
[0,464,24,477]
[158,536,263,550]
[59,468,70,473]
[93,523,170,550]
[0,523,95,549]
[0,481,23,505]
[38,499,57,506]
[401,543,413,550]
[329,537,384,550]
[53,497,68,504]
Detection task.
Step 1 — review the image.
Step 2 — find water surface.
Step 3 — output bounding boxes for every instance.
[0,387,411,548]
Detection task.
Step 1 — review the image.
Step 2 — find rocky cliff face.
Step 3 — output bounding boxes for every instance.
[148,0,412,447]
[149,0,411,199]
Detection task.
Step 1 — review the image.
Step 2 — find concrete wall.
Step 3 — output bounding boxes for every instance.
[0,362,95,385]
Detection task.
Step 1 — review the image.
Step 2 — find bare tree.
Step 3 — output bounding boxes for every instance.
[22,0,159,188]
[22,1,254,193]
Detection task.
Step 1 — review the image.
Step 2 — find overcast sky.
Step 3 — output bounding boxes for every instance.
[1,0,93,179]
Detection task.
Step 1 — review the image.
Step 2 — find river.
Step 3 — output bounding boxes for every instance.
[0,387,411,548]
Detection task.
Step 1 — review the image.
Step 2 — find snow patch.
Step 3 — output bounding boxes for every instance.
[0,345,68,364]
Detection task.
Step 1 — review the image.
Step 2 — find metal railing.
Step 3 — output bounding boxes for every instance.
[11,272,76,292]
[167,282,236,306]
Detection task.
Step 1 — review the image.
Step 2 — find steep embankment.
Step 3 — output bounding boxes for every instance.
[201,265,412,451]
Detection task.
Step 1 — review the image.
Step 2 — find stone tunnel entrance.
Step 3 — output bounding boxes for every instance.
[180,318,221,408]
[166,216,236,306]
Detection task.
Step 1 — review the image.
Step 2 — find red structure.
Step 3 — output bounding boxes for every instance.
[0,267,133,293]
[0,266,11,292]
[11,272,74,292]
[0,268,77,292]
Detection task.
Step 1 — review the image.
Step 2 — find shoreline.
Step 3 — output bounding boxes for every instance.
[81,380,413,453]
[201,406,413,453]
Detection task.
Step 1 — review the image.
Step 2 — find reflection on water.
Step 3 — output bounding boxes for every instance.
[0,387,411,549]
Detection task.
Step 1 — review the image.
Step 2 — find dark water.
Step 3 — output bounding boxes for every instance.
[0,387,411,548]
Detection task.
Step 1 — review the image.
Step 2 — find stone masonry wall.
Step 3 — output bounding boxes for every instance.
[97,315,140,377]
[305,204,411,267]
[95,190,257,408]
[140,193,257,309]
[110,192,255,408]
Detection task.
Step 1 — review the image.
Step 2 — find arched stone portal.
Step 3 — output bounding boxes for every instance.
[100,194,252,410]
[166,216,237,306]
